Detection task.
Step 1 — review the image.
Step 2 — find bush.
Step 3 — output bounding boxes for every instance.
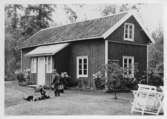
[94,77,105,89]
[5,72,17,81]
[93,71,105,89]
[123,78,138,90]
[63,77,78,88]
[107,63,123,91]
[16,72,25,82]
[148,72,163,86]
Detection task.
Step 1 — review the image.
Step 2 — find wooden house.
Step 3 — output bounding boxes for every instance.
[20,11,154,89]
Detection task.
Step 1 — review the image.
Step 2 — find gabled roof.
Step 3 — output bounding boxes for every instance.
[20,11,154,49]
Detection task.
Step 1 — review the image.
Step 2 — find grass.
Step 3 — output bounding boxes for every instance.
[5,81,133,115]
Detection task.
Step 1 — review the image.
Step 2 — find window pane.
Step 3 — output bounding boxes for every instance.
[79,70,82,75]
[125,34,128,38]
[124,58,127,64]
[79,59,82,64]
[129,70,132,74]
[126,24,128,29]
[129,34,132,39]
[129,59,132,64]
[79,64,82,69]
[84,64,87,69]
[84,58,87,64]
[84,70,87,75]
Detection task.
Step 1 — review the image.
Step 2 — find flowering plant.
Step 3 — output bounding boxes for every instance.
[93,71,103,79]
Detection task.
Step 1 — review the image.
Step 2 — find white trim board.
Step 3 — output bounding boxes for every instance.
[76,56,88,78]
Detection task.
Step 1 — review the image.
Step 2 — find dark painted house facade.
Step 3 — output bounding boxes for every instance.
[20,12,154,89]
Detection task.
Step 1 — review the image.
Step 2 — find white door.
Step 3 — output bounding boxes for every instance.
[37,57,45,85]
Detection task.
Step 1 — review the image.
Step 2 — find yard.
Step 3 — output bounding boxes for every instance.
[5,81,133,115]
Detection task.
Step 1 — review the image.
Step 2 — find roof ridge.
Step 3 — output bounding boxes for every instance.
[40,11,129,32]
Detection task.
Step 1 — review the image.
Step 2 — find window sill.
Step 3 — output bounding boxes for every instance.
[77,75,88,78]
[124,38,134,41]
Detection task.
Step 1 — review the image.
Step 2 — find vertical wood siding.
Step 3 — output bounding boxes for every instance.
[106,16,150,44]
[106,16,149,78]
[69,39,105,89]
[108,42,147,76]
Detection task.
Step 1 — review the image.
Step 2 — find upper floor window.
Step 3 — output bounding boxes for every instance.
[77,56,88,78]
[31,57,37,73]
[124,23,134,41]
[46,56,52,73]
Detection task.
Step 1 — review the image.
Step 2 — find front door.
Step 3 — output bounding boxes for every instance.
[37,57,45,85]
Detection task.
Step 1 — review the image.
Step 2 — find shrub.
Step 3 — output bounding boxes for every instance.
[65,77,78,88]
[107,62,123,91]
[123,78,138,90]
[94,77,105,89]
[93,71,105,89]
[148,72,163,86]
[16,72,25,82]
[5,72,17,81]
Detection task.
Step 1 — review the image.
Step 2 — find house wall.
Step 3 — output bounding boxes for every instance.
[107,16,149,77]
[106,16,150,44]
[69,39,105,89]
[108,42,147,76]
[45,46,71,87]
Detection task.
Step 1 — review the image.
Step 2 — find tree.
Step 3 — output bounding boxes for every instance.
[64,5,78,23]
[5,4,56,81]
[5,5,23,75]
[101,3,143,16]
[148,26,163,74]
[102,5,117,16]
[5,4,23,35]
[20,4,55,39]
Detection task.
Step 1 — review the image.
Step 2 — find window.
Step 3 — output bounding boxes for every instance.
[124,23,134,41]
[46,56,52,73]
[123,56,134,78]
[31,57,37,73]
[77,56,88,78]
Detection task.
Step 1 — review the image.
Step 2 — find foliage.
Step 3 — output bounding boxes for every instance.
[5,33,19,81]
[148,72,163,87]
[5,4,55,81]
[64,5,78,23]
[102,5,117,16]
[106,62,123,90]
[148,26,163,74]
[16,72,25,82]
[93,71,105,89]
[94,62,123,91]
[102,3,143,16]
[20,4,55,38]
[63,77,78,88]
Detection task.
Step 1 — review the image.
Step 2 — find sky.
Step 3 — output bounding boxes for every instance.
[51,4,163,33]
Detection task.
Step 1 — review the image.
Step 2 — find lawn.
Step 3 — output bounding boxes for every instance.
[5,81,133,115]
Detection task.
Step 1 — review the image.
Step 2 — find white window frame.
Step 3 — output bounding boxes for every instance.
[45,56,53,73]
[124,23,135,41]
[31,57,37,73]
[123,56,134,78]
[76,56,88,78]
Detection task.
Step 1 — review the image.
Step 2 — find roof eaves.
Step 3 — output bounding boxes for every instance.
[20,36,104,49]
[102,12,132,39]
[132,13,155,43]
